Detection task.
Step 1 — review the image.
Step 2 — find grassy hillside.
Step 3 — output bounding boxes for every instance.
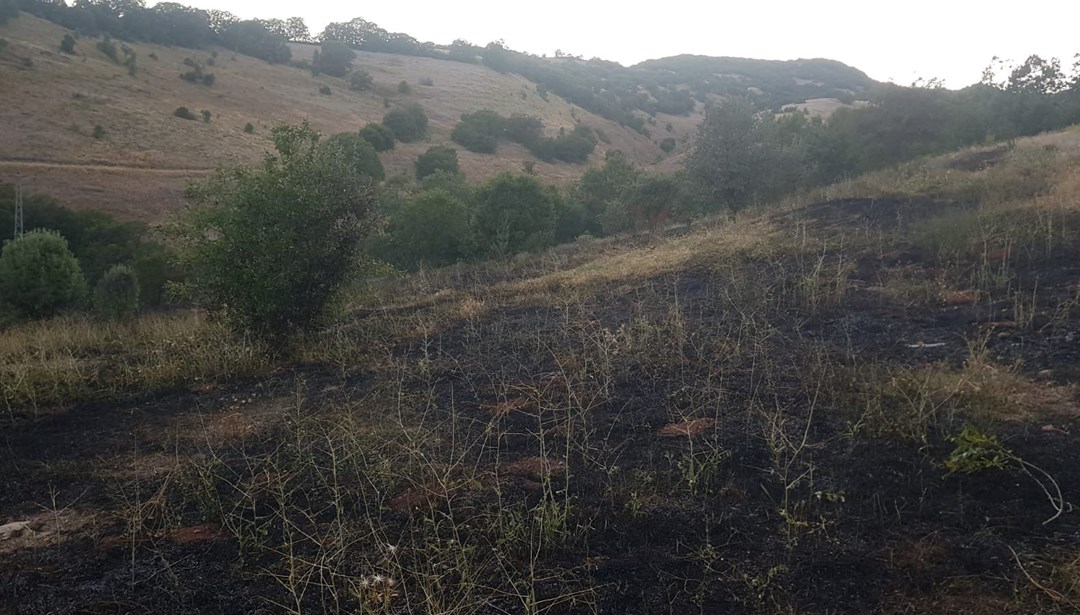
[0,14,662,220]
[0,13,873,222]
[3,126,1080,613]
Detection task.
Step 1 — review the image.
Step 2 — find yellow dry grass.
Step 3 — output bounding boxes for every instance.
[0,14,667,220]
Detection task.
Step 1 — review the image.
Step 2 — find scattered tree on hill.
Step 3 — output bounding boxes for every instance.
[220,20,291,64]
[323,132,385,180]
[415,145,458,179]
[94,264,139,321]
[382,104,428,142]
[0,230,87,320]
[473,173,557,256]
[572,150,640,234]
[170,122,378,341]
[397,80,412,94]
[60,33,76,54]
[359,123,395,151]
[174,106,197,120]
[313,40,355,77]
[451,109,505,153]
[349,69,373,91]
[378,189,473,268]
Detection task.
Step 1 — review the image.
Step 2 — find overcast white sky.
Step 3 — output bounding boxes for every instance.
[158,0,1080,88]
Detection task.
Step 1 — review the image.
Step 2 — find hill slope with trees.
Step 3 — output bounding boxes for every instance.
[0,10,875,220]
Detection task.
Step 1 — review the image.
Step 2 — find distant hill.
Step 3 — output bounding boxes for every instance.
[0,13,876,221]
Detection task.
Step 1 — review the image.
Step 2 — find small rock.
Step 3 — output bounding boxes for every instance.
[0,521,35,541]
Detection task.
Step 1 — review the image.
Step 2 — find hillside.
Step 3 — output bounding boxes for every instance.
[3,125,1080,613]
[0,13,873,221]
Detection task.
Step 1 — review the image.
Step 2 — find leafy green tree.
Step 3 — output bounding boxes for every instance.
[349,69,374,91]
[60,33,76,54]
[382,104,428,142]
[451,110,505,153]
[323,132,385,180]
[602,174,684,235]
[415,145,458,179]
[313,40,355,77]
[686,99,763,213]
[572,151,640,234]
[381,190,473,268]
[359,123,395,151]
[0,230,87,320]
[503,114,543,145]
[94,264,139,321]
[170,122,378,340]
[473,173,556,257]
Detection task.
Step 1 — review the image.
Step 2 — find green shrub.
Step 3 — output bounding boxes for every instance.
[504,114,543,144]
[312,40,355,77]
[323,132,385,180]
[170,123,378,341]
[473,173,557,256]
[96,36,119,62]
[174,106,197,120]
[244,122,255,134]
[201,110,212,122]
[380,190,473,268]
[0,230,87,320]
[319,84,332,95]
[451,109,505,153]
[415,145,458,179]
[359,123,395,151]
[60,34,76,54]
[659,137,677,153]
[349,69,373,91]
[382,104,428,142]
[397,80,412,94]
[94,264,139,321]
[91,125,105,139]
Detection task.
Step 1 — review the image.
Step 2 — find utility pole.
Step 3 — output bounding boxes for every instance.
[13,173,24,240]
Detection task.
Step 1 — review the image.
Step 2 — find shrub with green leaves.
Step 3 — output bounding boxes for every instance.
[244,122,255,134]
[415,145,458,179]
[174,106,197,120]
[380,189,473,268]
[349,69,374,91]
[451,109,504,153]
[397,80,411,94]
[60,34,76,54]
[0,230,87,320]
[94,264,139,321]
[359,123,395,151]
[170,122,378,341]
[323,132,385,180]
[382,104,428,142]
[473,173,557,256]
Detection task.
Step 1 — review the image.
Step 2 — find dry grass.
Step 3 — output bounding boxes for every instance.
[0,14,665,220]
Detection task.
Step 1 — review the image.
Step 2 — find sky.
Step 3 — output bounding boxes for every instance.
[158,0,1080,88]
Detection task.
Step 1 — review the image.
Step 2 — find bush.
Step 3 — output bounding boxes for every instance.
[94,264,139,321]
[359,123,395,151]
[180,60,215,86]
[323,132,385,180]
[415,146,458,179]
[60,34,76,54]
[397,80,411,94]
[451,109,505,154]
[312,40,355,77]
[244,122,255,134]
[349,69,373,91]
[319,85,332,95]
[96,36,118,62]
[382,104,428,142]
[201,110,212,122]
[91,125,105,139]
[473,173,557,256]
[659,137,677,153]
[170,123,378,341]
[174,107,197,120]
[380,190,473,268]
[504,114,543,145]
[0,230,86,320]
